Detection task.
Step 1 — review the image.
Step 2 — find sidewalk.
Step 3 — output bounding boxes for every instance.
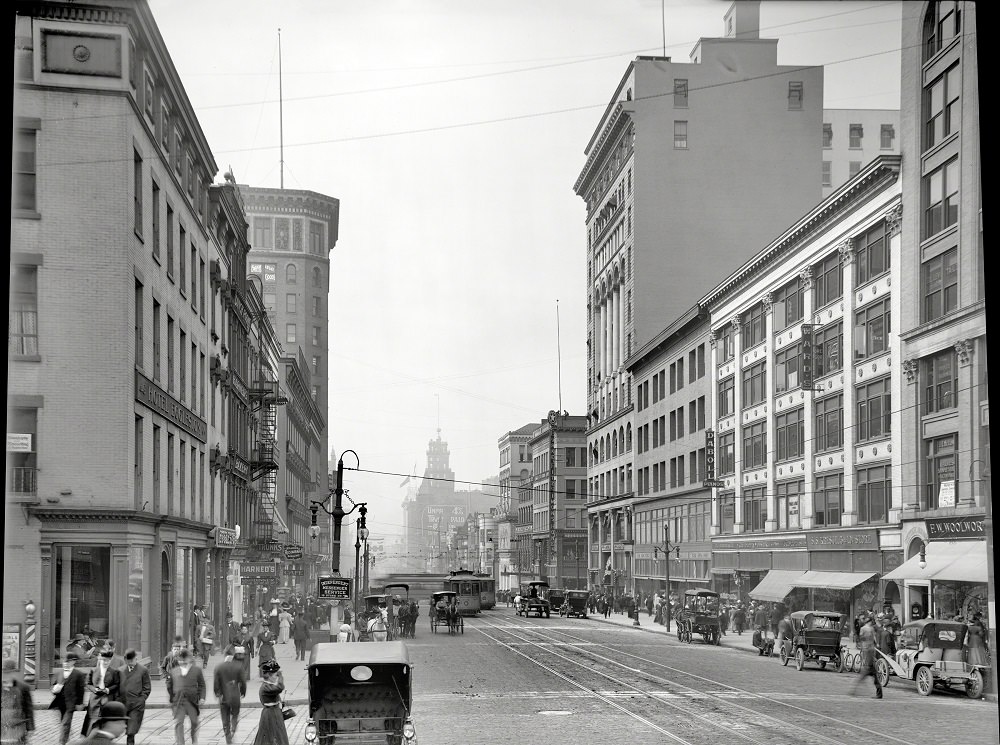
[588,607,853,658]
[31,636,315,710]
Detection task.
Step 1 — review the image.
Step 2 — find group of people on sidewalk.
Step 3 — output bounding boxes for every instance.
[6,606,311,745]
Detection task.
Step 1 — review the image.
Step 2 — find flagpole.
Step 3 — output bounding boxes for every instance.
[556,299,563,414]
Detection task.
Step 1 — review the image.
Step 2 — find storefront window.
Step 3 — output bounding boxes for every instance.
[55,546,111,651]
[176,547,190,638]
[932,582,987,621]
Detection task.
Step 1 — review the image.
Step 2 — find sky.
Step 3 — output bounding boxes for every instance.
[151,0,905,538]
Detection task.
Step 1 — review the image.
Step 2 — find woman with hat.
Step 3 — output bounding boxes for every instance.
[256,621,276,680]
[277,605,293,645]
[965,612,989,667]
[253,659,289,745]
[66,701,130,744]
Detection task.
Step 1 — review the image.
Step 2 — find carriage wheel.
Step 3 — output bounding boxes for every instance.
[915,666,934,696]
[780,644,789,666]
[677,625,683,641]
[966,669,984,699]
[795,647,805,671]
[874,658,890,686]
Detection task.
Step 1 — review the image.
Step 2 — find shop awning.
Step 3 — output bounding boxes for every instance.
[883,541,987,583]
[274,510,289,536]
[748,570,805,602]
[791,570,877,590]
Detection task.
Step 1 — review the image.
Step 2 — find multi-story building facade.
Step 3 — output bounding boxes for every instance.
[242,186,342,570]
[626,310,713,599]
[498,424,535,591]
[575,0,823,596]
[822,109,901,197]
[702,156,902,620]
[525,413,588,589]
[882,2,987,626]
[7,0,261,675]
[279,350,326,596]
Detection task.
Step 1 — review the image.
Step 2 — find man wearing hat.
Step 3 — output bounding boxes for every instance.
[81,643,121,736]
[166,649,206,744]
[851,613,883,699]
[67,701,130,744]
[50,652,87,744]
[213,644,248,744]
[117,648,150,745]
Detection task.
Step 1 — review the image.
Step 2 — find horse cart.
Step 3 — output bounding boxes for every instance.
[676,589,721,645]
[430,590,463,635]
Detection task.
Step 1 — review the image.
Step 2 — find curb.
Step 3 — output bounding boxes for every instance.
[589,613,768,656]
[32,698,310,712]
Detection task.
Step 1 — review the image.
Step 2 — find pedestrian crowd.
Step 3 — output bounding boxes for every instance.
[1,600,311,745]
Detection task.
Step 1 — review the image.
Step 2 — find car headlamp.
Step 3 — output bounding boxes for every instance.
[403,718,416,740]
[304,721,318,742]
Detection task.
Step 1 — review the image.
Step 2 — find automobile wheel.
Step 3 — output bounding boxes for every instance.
[715,632,721,646]
[966,669,984,699]
[781,645,789,667]
[915,666,934,696]
[875,658,890,687]
[795,647,805,671]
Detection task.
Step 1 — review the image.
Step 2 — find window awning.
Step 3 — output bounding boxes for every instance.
[883,541,987,584]
[274,510,289,536]
[791,570,877,590]
[748,570,805,602]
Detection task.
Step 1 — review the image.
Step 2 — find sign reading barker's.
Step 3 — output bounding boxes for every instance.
[317,577,351,600]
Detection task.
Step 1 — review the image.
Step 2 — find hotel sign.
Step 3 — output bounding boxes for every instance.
[135,371,207,443]
[927,516,985,541]
[805,529,877,551]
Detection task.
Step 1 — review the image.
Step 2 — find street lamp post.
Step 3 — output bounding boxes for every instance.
[654,524,681,632]
[354,515,369,627]
[309,450,366,640]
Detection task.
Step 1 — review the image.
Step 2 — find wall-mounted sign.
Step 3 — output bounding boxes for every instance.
[135,370,207,442]
[805,529,877,551]
[926,516,985,541]
[284,544,304,561]
[241,562,278,578]
[213,527,239,548]
[6,434,32,452]
[317,577,351,600]
[705,429,716,480]
[938,480,956,508]
[800,324,815,389]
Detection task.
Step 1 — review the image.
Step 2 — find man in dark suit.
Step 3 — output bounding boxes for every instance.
[213,646,247,744]
[81,645,121,736]
[117,649,151,745]
[166,649,206,744]
[291,611,311,661]
[49,652,87,744]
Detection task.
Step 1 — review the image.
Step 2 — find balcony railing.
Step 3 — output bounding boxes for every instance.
[7,467,37,495]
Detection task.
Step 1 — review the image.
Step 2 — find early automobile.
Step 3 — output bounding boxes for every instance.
[560,590,590,619]
[779,610,846,672]
[676,589,721,645]
[874,619,988,698]
[547,588,566,613]
[304,641,417,744]
[521,581,551,618]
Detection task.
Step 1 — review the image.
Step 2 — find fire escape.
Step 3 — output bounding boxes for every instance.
[249,373,287,551]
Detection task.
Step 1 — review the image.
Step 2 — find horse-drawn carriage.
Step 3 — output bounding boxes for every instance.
[430,590,463,635]
[357,594,391,642]
[676,589,722,645]
[385,583,418,640]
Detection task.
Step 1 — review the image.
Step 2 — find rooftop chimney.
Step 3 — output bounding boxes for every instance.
[724,1,761,40]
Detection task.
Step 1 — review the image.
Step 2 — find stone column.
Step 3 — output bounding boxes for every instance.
[39,543,53,683]
[955,339,977,507]
[731,315,745,533]
[617,284,625,370]
[887,206,906,523]
[110,544,131,648]
[708,329,720,535]
[761,292,776,533]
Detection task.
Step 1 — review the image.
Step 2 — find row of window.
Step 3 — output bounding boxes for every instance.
[135,414,212,521]
[284,293,324,317]
[822,122,896,150]
[252,216,327,255]
[670,78,805,112]
[637,344,707,411]
[285,323,325,348]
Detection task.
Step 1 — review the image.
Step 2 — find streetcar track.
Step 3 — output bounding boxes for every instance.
[470,623,702,745]
[478,613,920,745]
[477,618,833,745]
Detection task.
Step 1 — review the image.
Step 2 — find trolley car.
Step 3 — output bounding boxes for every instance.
[474,572,496,609]
[442,568,482,616]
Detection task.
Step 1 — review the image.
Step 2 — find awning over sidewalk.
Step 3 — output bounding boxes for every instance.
[883,541,987,584]
[790,570,877,590]
[748,570,805,602]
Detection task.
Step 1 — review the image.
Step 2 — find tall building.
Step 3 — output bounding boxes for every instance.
[240,187,343,572]
[7,0,266,675]
[576,0,823,596]
[821,109,901,197]
[498,424,536,591]
[885,2,987,625]
[701,156,902,619]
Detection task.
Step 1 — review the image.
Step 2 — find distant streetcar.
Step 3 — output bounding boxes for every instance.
[442,568,482,616]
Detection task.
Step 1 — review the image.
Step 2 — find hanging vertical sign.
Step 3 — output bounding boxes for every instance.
[800,324,815,389]
[703,429,723,488]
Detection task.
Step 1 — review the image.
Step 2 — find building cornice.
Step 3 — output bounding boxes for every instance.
[700,155,902,310]
[574,102,633,196]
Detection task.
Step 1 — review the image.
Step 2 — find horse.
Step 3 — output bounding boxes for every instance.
[396,604,411,639]
[367,610,389,642]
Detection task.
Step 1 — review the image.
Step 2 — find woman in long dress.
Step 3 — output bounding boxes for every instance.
[256,623,276,679]
[277,609,292,645]
[965,613,989,667]
[253,659,288,745]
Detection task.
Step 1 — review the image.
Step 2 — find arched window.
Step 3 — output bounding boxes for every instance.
[626,424,632,451]
[619,426,625,451]
[612,431,618,457]
[286,264,297,283]
[599,439,605,461]
[924,1,961,61]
